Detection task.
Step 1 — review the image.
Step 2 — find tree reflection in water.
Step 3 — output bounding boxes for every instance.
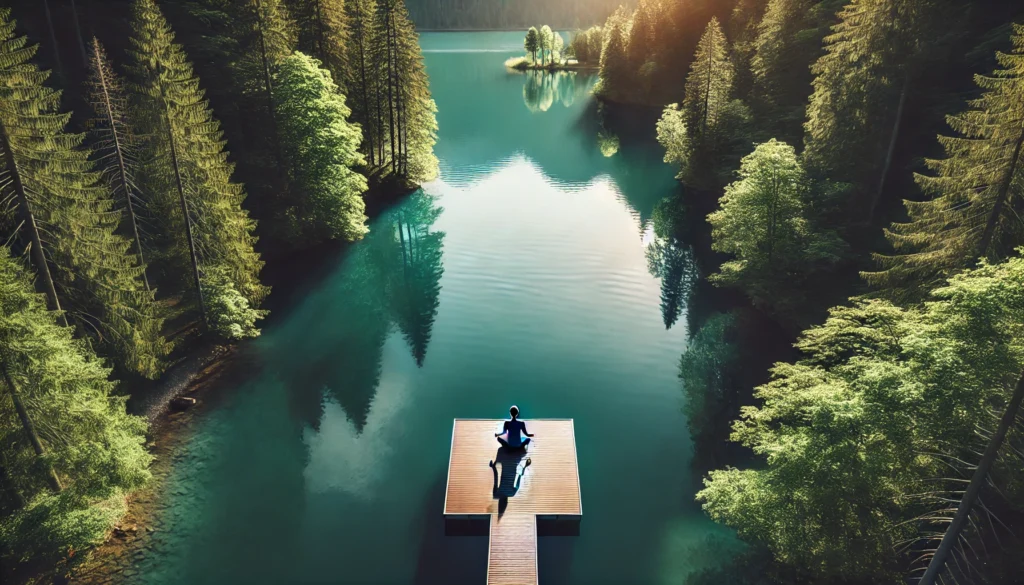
[520,69,587,112]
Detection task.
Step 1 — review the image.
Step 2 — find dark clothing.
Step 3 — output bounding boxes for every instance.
[501,419,528,447]
[497,436,531,449]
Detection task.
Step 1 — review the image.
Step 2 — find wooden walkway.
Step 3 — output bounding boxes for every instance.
[487,514,538,585]
[444,419,581,585]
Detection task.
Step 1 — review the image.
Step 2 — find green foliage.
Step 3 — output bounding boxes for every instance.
[749,0,841,142]
[346,0,438,183]
[865,25,1024,300]
[683,18,734,148]
[0,9,167,379]
[0,249,151,565]
[274,51,368,244]
[525,26,540,62]
[707,140,843,314]
[201,266,268,340]
[292,0,350,91]
[680,312,740,444]
[570,26,604,64]
[539,25,554,65]
[596,8,631,101]
[803,0,934,199]
[699,253,1024,580]
[127,0,268,308]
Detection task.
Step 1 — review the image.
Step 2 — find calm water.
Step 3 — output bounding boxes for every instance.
[133,32,738,585]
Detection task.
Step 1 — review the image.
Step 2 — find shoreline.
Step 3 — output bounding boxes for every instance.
[70,347,241,585]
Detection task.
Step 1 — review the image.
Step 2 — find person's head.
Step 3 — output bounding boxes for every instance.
[509,405,519,419]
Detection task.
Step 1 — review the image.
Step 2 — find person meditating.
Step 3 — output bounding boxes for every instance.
[495,405,534,449]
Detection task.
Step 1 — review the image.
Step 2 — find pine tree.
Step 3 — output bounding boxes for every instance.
[275,52,368,243]
[346,0,382,167]
[292,0,351,90]
[864,26,1024,300]
[525,26,539,63]
[683,17,733,145]
[0,10,167,378]
[0,247,151,564]
[597,10,630,101]
[84,37,149,292]
[126,0,268,329]
[374,0,438,183]
[803,0,935,218]
[235,0,297,187]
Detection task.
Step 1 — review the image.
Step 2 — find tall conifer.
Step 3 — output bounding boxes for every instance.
[0,9,166,378]
[864,25,1024,299]
[293,0,351,91]
[126,0,268,326]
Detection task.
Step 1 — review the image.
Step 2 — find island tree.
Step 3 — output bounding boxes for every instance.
[525,26,539,63]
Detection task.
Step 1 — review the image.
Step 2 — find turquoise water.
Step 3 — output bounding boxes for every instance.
[133,31,737,585]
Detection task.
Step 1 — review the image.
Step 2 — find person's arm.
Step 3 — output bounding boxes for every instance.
[496,421,508,437]
[523,421,534,437]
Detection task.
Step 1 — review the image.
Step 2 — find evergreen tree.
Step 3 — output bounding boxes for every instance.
[597,10,630,101]
[525,26,539,63]
[0,10,167,378]
[84,37,149,292]
[0,248,151,565]
[749,0,843,141]
[274,52,368,243]
[864,25,1024,300]
[657,16,750,187]
[683,17,733,145]
[345,0,382,167]
[708,140,843,314]
[803,0,936,218]
[292,0,351,90]
[126,0,268,330]
[374,0,439,183]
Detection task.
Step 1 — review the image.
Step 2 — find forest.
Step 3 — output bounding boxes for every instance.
[4,0,1024,583]
[578,0,1024,583]
[0,0,437,576]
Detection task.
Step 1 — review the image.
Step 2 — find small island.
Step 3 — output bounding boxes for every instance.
[505,25,602,72]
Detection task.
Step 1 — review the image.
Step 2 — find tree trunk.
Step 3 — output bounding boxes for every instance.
[977,126,1024,260]
[254,0,288,184]
[2,356,62,493]
[314,0,326,56]
[870,75,909,221]
[919,369,1024,585]
[385,5,398,175]
[93,38,150,291]
[42,0,64,81]
[0,121,69,327]
[162,93,207,326]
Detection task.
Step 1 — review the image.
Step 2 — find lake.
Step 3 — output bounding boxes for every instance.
[130,31,738,585]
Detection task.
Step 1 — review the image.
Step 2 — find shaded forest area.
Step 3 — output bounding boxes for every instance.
[0,0,437,579]
[406,0,632,30]
[578,0,1024,584]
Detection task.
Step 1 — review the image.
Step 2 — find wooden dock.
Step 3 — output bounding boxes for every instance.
[444,419,582,585]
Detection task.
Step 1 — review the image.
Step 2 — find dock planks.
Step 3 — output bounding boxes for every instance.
[487,514,538,585]
[444,419,581,517]
[444,419,581,585]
